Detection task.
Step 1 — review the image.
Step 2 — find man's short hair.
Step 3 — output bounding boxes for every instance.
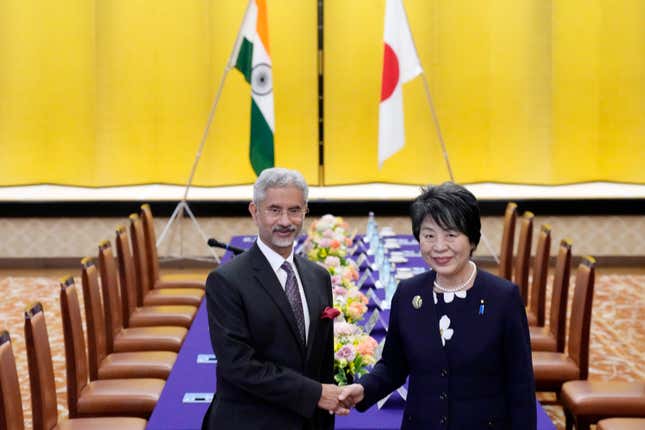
[253,168,309,205]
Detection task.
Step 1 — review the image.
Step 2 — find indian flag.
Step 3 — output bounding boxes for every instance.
[231,0,274,176]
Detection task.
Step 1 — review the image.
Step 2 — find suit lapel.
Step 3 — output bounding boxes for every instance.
[249,244,306,357]
[295,256,322,360]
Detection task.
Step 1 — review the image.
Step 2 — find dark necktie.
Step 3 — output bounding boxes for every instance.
[281,261,306,344]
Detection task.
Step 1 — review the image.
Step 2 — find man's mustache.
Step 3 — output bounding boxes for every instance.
[273,225,296,233]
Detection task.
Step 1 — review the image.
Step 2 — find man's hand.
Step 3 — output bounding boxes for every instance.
[338,384,364,409]
[318,384,350,415]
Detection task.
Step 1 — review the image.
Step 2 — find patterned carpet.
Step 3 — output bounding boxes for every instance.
[0,272,643,429]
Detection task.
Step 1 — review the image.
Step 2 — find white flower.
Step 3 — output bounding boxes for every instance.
[442,290,467,304]
[439,315,454,346]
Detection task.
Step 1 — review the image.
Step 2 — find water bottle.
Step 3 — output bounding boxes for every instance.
[385,277,398,304]
[365,211,375,242]
[375,240,385,268]
[380,256,391,286]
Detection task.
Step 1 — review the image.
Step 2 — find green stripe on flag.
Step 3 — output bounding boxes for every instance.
[250,99,274,175]
[235,38,253,83]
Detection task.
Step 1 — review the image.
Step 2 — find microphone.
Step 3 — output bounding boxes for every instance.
[207,238,245,255]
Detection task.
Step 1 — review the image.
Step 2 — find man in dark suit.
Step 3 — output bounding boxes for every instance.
[202,168,343,430]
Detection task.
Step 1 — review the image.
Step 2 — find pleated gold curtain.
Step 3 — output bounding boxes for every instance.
[0,0,642,187]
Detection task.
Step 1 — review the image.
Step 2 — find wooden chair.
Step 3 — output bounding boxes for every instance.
[498,202,517,280]
[24,302,150,428]
[58,277,165,419]
[140,203,205,290]
[80,259,177,380]
[532,256,596,395]
[115,226,196,328]
[561,380,645,430]
[129,213,204,307]
[529,239,572,352]
[526,224,551,326]
[0,330,25,430]
[97,240,186,352]
[514,211,534,306]
[598,418,645,430]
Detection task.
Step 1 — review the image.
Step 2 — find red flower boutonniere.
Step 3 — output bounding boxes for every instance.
[320,306,341,320]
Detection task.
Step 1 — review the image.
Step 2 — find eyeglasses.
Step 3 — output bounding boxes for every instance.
[262,206,308,219]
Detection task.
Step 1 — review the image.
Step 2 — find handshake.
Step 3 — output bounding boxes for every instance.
[318,383,365,416]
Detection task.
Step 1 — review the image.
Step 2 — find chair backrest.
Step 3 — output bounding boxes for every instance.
[0,330,25,430]
[80,258,109,380]
[528,224,551,326]
[59,277,90,418]
[514,211,534,306]
[24,303,59,430]
[97,240,124,350]
[498,202,517,280]
[567,256,596,380]
[130,214,152,305]
[548,239,572,353]
[115,225,139,326]
[140,204,161,287]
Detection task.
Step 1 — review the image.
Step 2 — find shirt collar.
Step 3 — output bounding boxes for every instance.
[256,236,295,273]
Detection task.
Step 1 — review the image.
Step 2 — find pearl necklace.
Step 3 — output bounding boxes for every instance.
[433,261,477,293]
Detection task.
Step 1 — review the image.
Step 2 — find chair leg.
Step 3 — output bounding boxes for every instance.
[564,408,574,430]
[576,417,591,430]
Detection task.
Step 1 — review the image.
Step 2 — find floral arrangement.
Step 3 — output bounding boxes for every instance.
[304,214,378,385]
[332,284,369,323]
[333,322,379,385]
[303,214,354,263]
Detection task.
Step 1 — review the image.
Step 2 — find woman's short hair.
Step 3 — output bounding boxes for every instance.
[253,167,309,205]
[410,182,481,250]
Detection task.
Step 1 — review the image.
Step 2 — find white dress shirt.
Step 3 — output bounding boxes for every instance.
[256,237,310,343]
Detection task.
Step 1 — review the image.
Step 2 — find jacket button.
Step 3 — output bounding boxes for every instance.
[407,415,412,422]
[488,420,494,428]
[440,416,447,425]
[441,368,449,377]
[439,392,448,400]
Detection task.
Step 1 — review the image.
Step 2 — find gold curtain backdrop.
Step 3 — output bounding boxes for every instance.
[0,0,643,187]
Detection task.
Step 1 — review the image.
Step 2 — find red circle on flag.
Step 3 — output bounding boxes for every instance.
[381,43,399,102]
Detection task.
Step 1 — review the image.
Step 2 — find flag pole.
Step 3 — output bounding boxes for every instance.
[157,0,254,262]
[401,0,499,263]
[182,0,253,201]
[419,73,454,182]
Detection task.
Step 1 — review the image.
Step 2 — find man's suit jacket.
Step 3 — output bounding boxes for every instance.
[201,242,335,430]
[357,269,536,430]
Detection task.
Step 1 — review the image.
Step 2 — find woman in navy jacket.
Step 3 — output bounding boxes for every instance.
[340,182,536,429]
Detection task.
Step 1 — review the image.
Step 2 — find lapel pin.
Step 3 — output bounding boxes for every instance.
[412,295,423,310]
[479,299,485,315]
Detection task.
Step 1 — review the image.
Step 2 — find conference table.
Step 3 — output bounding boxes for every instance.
[147,235,556,430]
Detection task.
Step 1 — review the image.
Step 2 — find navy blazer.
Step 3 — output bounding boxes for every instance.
[357,269,536,430]
[202,243,335,430]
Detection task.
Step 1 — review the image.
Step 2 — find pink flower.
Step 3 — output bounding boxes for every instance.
[334,322,359,337]
[324,256,340,268]
[323,229,334,238]
[347,302,367,320]
[319,238,332,248]
[331,274,342,285]
[333,286,347,296]
[335,344,357,362]
[356,337,378,357]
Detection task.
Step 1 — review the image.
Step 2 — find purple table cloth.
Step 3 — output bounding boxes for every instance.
[146,235,555,430]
